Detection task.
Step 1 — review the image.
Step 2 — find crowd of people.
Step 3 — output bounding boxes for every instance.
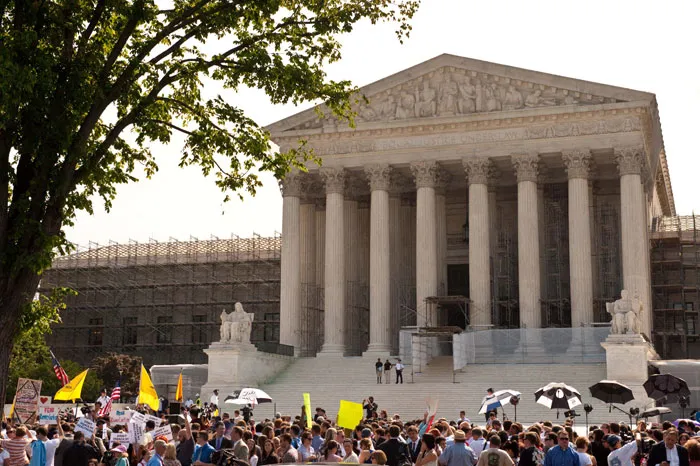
[1,395,699,466]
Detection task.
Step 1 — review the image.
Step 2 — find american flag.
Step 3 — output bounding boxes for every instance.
[97,381,121,417]
[50,350,70,386]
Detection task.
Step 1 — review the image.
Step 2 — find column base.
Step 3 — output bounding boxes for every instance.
[362,344,392,358]
[318,344,345,356]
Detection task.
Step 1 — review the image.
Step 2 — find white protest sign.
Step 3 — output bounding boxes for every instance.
[145,414,162,427]
[37,404,62,424]
[38,396,52,406]
[129,412,146,426]
[110,408,132,426]
[154,425,173,442]
[75,418,96,439]
[129,422,144,444]
[110,432,131,449]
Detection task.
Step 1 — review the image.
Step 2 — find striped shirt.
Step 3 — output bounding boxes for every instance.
[0,438,31,466]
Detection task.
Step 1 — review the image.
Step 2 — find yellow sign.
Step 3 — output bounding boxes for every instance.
[337,400,363,430]
[138,365,159,411]
[54,369,88,402]
[303,393,312,429]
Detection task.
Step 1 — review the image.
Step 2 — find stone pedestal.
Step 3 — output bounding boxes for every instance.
[201,342,293,401]
[601,334,657,382]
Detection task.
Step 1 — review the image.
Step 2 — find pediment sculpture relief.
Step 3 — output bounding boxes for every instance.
[291,67,620,130]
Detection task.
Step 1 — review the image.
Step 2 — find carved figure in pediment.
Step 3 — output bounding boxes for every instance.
[414,80,437,118]
[395,91,415,120]
[485,83,502,112]
[456,76,477,114]
[525,90,556,108]
[358,103,378,122]
[376,95,396,120]
[563,93,578,105]
[438,76,458,116]
[503,85,524,110]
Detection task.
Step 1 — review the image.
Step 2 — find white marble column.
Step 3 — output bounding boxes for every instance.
[463,157,493,328]
[389,189,402,354]
[364,164,392,354]
[615,146,652,336]
[563,150,594,327]
[512,153,542,329]
[315,200,325,288]
[320,167,346,354]
[411,161,439,328]
[279,173,302,351]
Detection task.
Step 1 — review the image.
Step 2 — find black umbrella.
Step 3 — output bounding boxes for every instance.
[643,374,690,402]
[589,380,634,405]
[535,382,582,410]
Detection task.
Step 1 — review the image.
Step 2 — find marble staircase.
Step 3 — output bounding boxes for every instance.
[247,356,653,427]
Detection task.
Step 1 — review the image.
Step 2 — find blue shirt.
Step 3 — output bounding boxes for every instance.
[147,453,164,466]
[193,443,215,464]
[311,435,324,452]
[439,442,478,466]
[544,445,580,466]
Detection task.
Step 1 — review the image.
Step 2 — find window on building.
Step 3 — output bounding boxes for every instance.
[123,317,137,346]
[157,316,173,344]
[192,314,207,344]
[88,318,104,346]
[263,313,279,342]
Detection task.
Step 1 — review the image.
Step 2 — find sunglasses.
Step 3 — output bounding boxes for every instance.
[559,437,569,441]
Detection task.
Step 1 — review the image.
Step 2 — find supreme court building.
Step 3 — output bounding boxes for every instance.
[267,54,675,358]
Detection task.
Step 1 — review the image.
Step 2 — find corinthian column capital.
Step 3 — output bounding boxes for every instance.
[562,149,592,180]
[462,157,493,186]
[279,171,304,197]
[364,164,393,192]
[511,152,540,183]
[320,167,346,195]
[410,161,440,188]
[614,146,645,176]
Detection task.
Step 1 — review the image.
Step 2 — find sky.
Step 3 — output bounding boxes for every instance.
[65,0,700,247]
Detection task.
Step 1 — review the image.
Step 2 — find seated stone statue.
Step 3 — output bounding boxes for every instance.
[219,302,254,344]
[606,289,642,334]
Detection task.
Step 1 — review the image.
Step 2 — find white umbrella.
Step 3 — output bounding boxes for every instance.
[224,388,273,407]
[535,382,582,410]
[478,389,522,414]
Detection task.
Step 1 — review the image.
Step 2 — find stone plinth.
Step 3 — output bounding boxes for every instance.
[601,334,658,382]
[201,342,293,401]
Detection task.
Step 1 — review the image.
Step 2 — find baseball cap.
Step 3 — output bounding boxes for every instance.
[604,435,621,446]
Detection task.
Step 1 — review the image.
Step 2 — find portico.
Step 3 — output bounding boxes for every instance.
[268,54,674,357]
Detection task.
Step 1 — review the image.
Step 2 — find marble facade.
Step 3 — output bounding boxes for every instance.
[267,54,675,357]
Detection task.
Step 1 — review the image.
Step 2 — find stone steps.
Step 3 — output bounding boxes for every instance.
[247,356,653,427]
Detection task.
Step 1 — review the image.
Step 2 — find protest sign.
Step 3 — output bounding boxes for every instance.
[38,396,52,406]
[145,414,162,427]
[75,417,96,439]
[110,407,132,425]
[337,400,363,430]
[129,412,146,426]
[154,425,173,442]
[38,404,62,424]
[303,393,312,429]
[110,432,131,449]
[129,421,145,444]
[14,379,42,423]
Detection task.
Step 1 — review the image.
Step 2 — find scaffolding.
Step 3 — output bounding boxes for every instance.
[592,194,623,323]
[541,183,571,327]
[650,215,700,359]
[492,201,519,328]
[40,233,285,367]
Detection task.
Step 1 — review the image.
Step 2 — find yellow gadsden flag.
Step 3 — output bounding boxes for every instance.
[54,369,89,402]
[175,371,183,403]
[138,365,159,411]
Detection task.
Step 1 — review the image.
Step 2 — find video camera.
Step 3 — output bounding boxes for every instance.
[241,405,253,423]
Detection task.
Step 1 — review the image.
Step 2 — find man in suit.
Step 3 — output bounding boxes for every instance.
[407,426,422,463]
[208,421,233,451]
[648,429,689,466]
[231,426,249,460]
[378,425,411,466]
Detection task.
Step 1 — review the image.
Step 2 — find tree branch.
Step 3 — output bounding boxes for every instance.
[145,118,195,136]
[76,0,106,53]
[0,130,10,257]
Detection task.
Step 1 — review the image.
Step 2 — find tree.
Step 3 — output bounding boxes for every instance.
[91,353,142,400]
[0,0,419,408]
[7,326,103,403]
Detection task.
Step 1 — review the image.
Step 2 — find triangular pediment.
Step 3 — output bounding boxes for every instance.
[267,54,655,134]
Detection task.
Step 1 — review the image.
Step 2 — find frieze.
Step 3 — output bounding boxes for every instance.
[299,115,641,156]
[290,66,622,130]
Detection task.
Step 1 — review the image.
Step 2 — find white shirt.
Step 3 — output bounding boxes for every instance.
[0,449,9,466]
[607,441,637,466]
[577,451,593,466]
[45,438,62,466]
[661,445,679,466]
[396,363,405,371]
[97,395,110,407]
[471,438,487,457]
[210,394,219,406]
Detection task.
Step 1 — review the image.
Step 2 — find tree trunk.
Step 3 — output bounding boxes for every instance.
[0,272,42,413]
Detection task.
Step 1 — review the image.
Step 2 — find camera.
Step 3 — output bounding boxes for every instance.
[80,406,92,415]
[241,405,253,423]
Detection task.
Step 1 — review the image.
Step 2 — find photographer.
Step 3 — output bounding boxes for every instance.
[605,434,641,466]
[647,429,690,466]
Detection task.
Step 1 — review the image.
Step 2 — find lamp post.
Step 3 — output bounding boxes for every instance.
[584,404,593,431]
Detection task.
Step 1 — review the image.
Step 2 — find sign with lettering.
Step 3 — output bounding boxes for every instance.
[110,432,131,449]
[14,379,42,423]
[110,408,132,426]
[37,404,62,424]
[75,417,96,439]
[154,425,173,442]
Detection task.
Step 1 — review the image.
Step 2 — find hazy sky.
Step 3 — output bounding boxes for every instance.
[66,0,700,247]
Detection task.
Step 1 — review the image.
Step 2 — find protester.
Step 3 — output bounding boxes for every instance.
[439,430,478,466]
[648,429,689,466]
